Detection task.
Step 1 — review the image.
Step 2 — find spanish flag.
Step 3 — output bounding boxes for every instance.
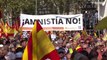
[74,32,81,41]
[22,21,60,60]
[81,29,88,40]
[3,22,14,36]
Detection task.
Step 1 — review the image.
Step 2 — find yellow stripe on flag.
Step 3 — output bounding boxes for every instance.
[34,29,55,60]
[3,22,14,34]
[23,21,60,60]
[81,29,88,39]
[76,45,81,50]
[74,32,81,40]
[22,46,28,60]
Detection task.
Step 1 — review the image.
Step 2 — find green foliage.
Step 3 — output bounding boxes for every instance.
[0,0,87,17]
[95,17,107,30]
[0,0,35,18]
[50,0,87,14]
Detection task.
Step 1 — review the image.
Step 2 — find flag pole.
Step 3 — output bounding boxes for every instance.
[35,0,37,15]
[97,0,101,37]
[98,0,100,20]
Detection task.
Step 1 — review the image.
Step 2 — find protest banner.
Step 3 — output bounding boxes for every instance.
[20,14,83,31]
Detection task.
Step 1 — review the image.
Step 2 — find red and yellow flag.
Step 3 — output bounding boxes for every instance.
[0,19,4,29]
[81,29,88,40]
[3,22,15,36]
[74,32,81,41]
[22,21,60,60]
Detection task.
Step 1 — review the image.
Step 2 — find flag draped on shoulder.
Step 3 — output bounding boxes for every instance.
[22,21,60,60]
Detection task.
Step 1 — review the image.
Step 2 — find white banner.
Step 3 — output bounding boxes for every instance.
[20,14,83,31]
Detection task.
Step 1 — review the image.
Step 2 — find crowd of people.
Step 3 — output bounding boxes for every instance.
[49,31,107,60]
[1,30,107,60]
[0,34,28,60]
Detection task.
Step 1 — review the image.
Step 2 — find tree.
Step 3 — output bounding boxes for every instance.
[0,0,88,18]
[0,0,36,26]
[50,0,87,14]
[50,0,68,14]
[0,0,35,20]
